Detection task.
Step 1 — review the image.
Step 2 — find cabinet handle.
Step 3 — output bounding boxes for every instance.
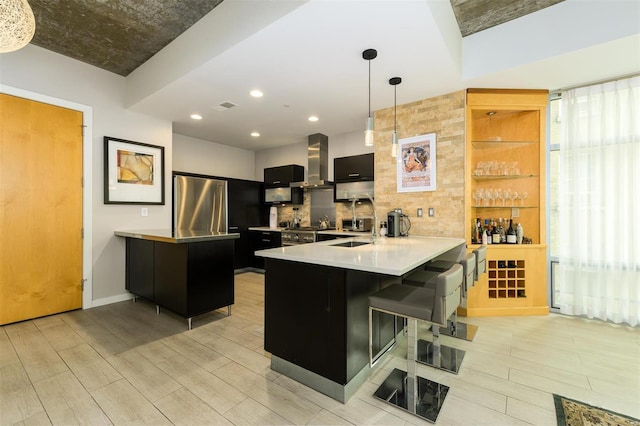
[348,173,359,177]
[229,226,239,230]
[272,180,280,184]
[262,239,271,242]
[262,232,271,235]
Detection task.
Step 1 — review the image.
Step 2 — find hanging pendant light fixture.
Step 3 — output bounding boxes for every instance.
[0,0,36,53]
[389,77,401,157]
[362,49,377,147]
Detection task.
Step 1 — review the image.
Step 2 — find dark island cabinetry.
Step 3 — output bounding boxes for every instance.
[123,234,237,329]
[264,259,398,386]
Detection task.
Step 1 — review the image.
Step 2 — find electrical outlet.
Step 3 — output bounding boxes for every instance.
[511,208,519,218]
[141,208,148,217]
[428,208,435,217]
[417,208,423,217]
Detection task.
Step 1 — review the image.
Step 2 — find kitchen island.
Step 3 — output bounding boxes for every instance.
[256,235,465,402]
[115,229,239,329]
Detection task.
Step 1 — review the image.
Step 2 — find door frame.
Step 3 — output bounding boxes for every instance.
[1,85,93,310]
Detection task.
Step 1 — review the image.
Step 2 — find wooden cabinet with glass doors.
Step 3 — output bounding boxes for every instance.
[464,89,549,316]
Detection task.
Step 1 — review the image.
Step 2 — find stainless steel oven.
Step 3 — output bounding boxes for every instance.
[281,227,336,246]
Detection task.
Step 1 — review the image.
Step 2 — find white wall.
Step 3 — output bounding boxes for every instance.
[1,45,173,305]
[254,130,373,181]
[173,133,256,180]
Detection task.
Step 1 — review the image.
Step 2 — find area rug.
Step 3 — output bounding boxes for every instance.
[553,394,640,426]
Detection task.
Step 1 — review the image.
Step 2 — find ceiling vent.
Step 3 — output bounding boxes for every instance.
[212,101,237,111]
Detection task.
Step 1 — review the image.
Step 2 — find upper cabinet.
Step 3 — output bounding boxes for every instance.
[333,153,374,202]
[334,153,374,182]
[264,165,304,187]
[264,165,304,204]
[464,89,549,317]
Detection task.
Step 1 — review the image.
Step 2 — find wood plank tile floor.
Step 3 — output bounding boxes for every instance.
[1,272,638,425]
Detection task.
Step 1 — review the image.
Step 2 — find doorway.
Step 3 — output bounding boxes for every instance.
[0,93,84,324]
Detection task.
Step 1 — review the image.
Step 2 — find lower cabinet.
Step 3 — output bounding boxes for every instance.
[125,238,234,320]
[264,259,400,385]
[250,230,282,269]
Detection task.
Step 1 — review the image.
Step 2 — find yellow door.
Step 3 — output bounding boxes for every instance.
[0,94,83,325]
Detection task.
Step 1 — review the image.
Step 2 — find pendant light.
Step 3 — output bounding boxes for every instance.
[362,49,377,147]
[0,0,36,53]
[389,77,401,157]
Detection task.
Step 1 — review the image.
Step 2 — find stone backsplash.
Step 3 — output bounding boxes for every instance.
[278,90,466,238]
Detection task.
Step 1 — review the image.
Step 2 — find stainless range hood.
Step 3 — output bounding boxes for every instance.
[290,133,333,189]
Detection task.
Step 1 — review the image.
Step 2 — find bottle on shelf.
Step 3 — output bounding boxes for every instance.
[471,218,477,244]
[507,219,517,244]
[491,220,501,244]
[482,228,488,245]
[498,218,506,243]
[484,219,491,245]
[516,222,524,244]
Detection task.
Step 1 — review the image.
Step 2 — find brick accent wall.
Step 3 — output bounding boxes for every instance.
[339,89,466,238]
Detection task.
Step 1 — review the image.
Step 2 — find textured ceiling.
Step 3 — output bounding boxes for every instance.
[28,0,224,76]
[27,0,563,77]
[450,0,565,37]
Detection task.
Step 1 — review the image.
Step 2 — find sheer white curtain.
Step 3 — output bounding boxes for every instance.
[558,76,640,326]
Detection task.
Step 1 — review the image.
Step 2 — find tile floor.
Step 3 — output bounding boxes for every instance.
[1,272,638,425]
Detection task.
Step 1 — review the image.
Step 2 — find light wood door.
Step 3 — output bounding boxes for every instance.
[0,94,83,325]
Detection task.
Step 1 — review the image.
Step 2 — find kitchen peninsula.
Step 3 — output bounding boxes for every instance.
[256,235,465,402]
[114,229,239,329]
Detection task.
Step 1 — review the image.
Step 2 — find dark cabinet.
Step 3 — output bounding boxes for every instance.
[250,230,282,269]
[334,153,374,182]
[264,259,400,385]
[124,238,235,323]
[264,165,304,187]
[227,178,268,269]
[264,165,304,205]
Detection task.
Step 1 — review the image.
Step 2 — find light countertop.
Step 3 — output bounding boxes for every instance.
[249,227,372,237]
[255,235,466,276]
[114,229,240,243]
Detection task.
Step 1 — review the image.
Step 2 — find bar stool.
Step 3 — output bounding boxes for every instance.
[406,252,477,343]
[368,264,463,423]
[473,245,487,280]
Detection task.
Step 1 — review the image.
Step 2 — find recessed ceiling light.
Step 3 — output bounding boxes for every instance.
[250,90,263,98]
[190,114,203,120]
[308,116,319,122]
[251,132,260,137]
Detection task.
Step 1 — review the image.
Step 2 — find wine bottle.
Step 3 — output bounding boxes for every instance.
[507,218,517,244]
[498,218,506,243]
[491,221,501,244]
[471,219,477,244]
[482,229,488,245]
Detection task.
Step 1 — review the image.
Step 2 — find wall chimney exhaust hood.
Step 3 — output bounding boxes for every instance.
[290,133,333,189]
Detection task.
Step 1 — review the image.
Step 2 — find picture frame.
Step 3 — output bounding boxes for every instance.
[104,136,165,204]
[396,133,437,193]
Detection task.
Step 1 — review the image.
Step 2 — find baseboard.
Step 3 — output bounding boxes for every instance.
[88,292,135,309]
[464,306,549,317]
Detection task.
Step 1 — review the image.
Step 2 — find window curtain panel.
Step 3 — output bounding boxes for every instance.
[557,76,640,326]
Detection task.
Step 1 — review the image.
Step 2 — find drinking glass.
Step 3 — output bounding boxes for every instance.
[473,190,482,206]
[519,191,528,206]
[484,189,493,207]
[493,189,502,206]
[510,191,519,206]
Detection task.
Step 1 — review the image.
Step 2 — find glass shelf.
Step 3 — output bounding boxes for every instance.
[471,205,537,209]
[472,140,537,149]
[472,174,537,181]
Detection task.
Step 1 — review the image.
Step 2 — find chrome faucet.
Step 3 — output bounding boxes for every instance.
[358,193,378,243]
[351,197,358,231]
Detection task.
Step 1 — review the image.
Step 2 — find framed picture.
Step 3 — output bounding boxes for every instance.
[104,136,165,204]
[396,133,436,193]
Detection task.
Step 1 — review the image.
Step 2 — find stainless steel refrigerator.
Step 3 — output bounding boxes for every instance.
[173,175,227,233]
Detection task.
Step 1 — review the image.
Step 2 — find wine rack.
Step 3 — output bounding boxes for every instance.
[463,89,549,317]
[487,259,526,299]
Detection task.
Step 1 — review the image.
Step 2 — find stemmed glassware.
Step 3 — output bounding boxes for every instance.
[473,189,482,206]
[518,191,528,206]
[509,190,519,206]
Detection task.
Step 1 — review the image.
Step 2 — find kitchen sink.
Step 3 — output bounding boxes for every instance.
[331,241,371,248]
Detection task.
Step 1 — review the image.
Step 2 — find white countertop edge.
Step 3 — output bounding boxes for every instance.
[256,235,466,276]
